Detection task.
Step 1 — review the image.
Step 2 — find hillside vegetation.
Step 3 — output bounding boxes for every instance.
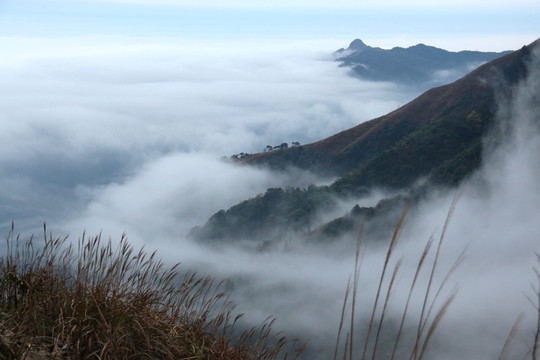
[0,227,303,359]
[189,40,538,245]
[245,43,534,188]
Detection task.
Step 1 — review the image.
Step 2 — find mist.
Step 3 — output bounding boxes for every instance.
[1,35,539,359]
[166,47,540,359]
[0,36,414,235]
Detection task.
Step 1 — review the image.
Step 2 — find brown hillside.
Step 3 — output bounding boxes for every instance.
[243,39,537,183]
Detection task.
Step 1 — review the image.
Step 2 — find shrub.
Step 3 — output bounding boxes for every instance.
[0,225,303,360]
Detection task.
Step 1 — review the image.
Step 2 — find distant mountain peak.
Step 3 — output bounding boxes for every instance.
[348,39,369,51]
[335,38,512,88]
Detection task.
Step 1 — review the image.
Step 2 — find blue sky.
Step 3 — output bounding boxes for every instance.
[0,0,538,50]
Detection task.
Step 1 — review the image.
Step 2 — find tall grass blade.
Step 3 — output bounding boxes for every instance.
[498,313,524,360]
[532,253,540,360]
[361,207,408,360]
[372,257,403,360]
[334,276,352,360]
[350,223,364,360]
[411,192,461,360]
[418,291,457,360]
[390,236,434,360]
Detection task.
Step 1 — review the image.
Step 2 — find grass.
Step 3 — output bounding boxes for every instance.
[523,253,540,360]
[333,196,466,360]
[1,207,539,359]
[0,224,304,360]
[332,195,540,360]
[499,253,540,360]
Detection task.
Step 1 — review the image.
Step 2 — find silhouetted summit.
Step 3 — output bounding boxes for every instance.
[335,38,511,88]
[347,39,369,51]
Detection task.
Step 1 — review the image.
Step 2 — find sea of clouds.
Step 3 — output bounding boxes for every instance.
[0,36,414,236]
[1,35,538,359]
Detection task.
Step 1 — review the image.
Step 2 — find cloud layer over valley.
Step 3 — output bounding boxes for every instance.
[0,37,414,235]
[169,47,540,359]
[1,36,539,359]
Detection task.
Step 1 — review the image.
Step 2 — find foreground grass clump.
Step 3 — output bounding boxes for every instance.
[333,202,540,360]
[0,226,300,360]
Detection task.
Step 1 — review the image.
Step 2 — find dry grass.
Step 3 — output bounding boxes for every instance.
[533,254,540,360]
[332,194,540,360]
[333,199,463,360]
[524,253,540,360]
[0,224,303,360]
[2,207,539,360]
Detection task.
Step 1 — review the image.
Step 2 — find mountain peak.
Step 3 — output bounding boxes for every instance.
[348,39,369,51]
[336,38,512,87]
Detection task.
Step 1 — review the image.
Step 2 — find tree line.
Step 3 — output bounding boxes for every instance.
[225,141,302,160]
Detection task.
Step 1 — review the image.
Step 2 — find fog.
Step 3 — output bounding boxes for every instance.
[1,36,539,359]
[172,46,540,359]
[0,37,414,235]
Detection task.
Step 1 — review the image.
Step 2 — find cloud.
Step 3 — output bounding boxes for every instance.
[61,152,330,243]
[3,35,539,358]
[111,47,540,359]
[0,36,414,234]
[0,37,410,156]
[199,50,540,359]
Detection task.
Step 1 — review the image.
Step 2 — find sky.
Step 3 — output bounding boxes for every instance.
[1,1,540,358]
[0,0,538,50]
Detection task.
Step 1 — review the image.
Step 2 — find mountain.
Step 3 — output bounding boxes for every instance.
[190,39,538,245]
[335,39,511,89]
[244,41,535,190]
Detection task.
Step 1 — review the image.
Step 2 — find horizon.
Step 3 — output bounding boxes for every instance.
[0,0,538,51]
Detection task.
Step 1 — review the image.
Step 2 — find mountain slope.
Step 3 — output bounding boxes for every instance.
[335,39,511,88]
[244,40,536,191]
[191,39,538,244]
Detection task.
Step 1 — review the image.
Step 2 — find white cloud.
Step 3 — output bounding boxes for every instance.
[2,34,539,358]
[0,37,410,159]
[61,152,330,241]
[96,46,540,359]
[0,36,414,234]
[182,51,540,358]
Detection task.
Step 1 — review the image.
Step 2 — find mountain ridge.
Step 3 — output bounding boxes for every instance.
[243,41,536,189]
[334,39,512,88]
[190,39,539,245]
